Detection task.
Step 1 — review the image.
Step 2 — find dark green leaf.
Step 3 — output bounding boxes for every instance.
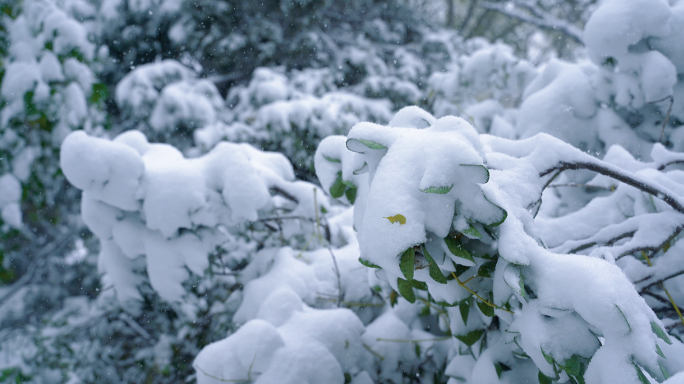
[478,260,496,278]
[444,236,474,262]
[423,245,447,284]
[90,83,108,104]
[455,329,484,346]
[563,355,581,377]
[656,344,666,359]
[345,185,357,204]
[329,173,346,198]
[397,278,416,303]
[633,363,650,384]
[400,248,415,280]
[463,224,482,238]
[541,349,554,365]
[494,362,511,378]
[410,280,428,290]
[459,297,471,325]
[477,299,495,317]
[538,371,553,384]
[358,257,381,269]
[651,321,672,345]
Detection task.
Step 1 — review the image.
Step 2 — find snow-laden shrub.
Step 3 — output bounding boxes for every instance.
[59,129,329,303]
[195,67,393,175]
[114,60,225,147]
[316,106,684,384]
[516,0,684,158]
[0,0,102,232]
[426,39,537,131]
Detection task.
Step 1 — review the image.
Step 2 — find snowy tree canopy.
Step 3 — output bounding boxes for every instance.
[1,0,684,383]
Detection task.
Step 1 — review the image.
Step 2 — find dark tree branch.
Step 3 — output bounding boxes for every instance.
[480,1,583,44]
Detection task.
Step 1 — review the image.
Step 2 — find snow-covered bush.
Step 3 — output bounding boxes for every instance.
[114,60,225,148]
[316,106,684,384]
[60,129,330,303]
[516,0,684,159]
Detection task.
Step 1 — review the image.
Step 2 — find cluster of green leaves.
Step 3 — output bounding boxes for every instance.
[328,171,357,204]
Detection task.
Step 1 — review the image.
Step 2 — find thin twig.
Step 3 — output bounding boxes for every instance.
[451,272,513,314]
[376,337,450,343]
[640,251,684,329]
[363,343,385,361]
[648,95,674,143]
[548,183,612,191]
[328,247,343,307]
[540,161,684,214]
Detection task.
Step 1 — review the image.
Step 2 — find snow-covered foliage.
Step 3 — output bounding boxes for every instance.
[316,106,684,384]
[0,0,102,232]
[2,0,684,383]
[515,0,684,158]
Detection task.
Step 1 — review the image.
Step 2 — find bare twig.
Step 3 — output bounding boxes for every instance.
[648,95,674,143]
[328,247,343,307]
[479,1,583,44]
[540,161,684,214]
[639,251,684,329]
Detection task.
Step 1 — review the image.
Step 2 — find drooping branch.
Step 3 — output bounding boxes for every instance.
[540,161,684,214]
[480,1,583,44]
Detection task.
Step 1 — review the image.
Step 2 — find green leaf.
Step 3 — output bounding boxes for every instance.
[323,155,341,163]
[463,224,482,239]
[651,321,672,345]
[346,138,387,152]
[660,361,670,379]
[444,236,474,262]
[563,355,581,378]
[504,264,527,300]
[345,185,357,204]
[423,245,447,284]
[656,344,666,359]
[538,371,553,384]
[353,162,369,175]
[477,299,495,317]
[616,305,631,331]
[494,362,511,378]
[455,329,484,346]
[329,173,346,198]
[633,363,650,384]
[541,349,554,366]
[478,260,496,278]
[400,248,415,280]
[410,280,428,290]
[460,164,490,184]
[459,297,471,325]
[356,138,386,150]
[358,257,381,269]
[420,185,453,194]
[90,83,108,104]
[397,278,416,303]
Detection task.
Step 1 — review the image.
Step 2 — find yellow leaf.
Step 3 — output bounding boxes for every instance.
[385,214,406,225]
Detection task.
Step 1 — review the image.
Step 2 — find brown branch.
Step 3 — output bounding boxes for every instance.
[539,161,684,214]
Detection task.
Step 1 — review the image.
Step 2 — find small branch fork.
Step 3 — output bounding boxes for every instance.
[540,161,684,214]
[451,272,513,314]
